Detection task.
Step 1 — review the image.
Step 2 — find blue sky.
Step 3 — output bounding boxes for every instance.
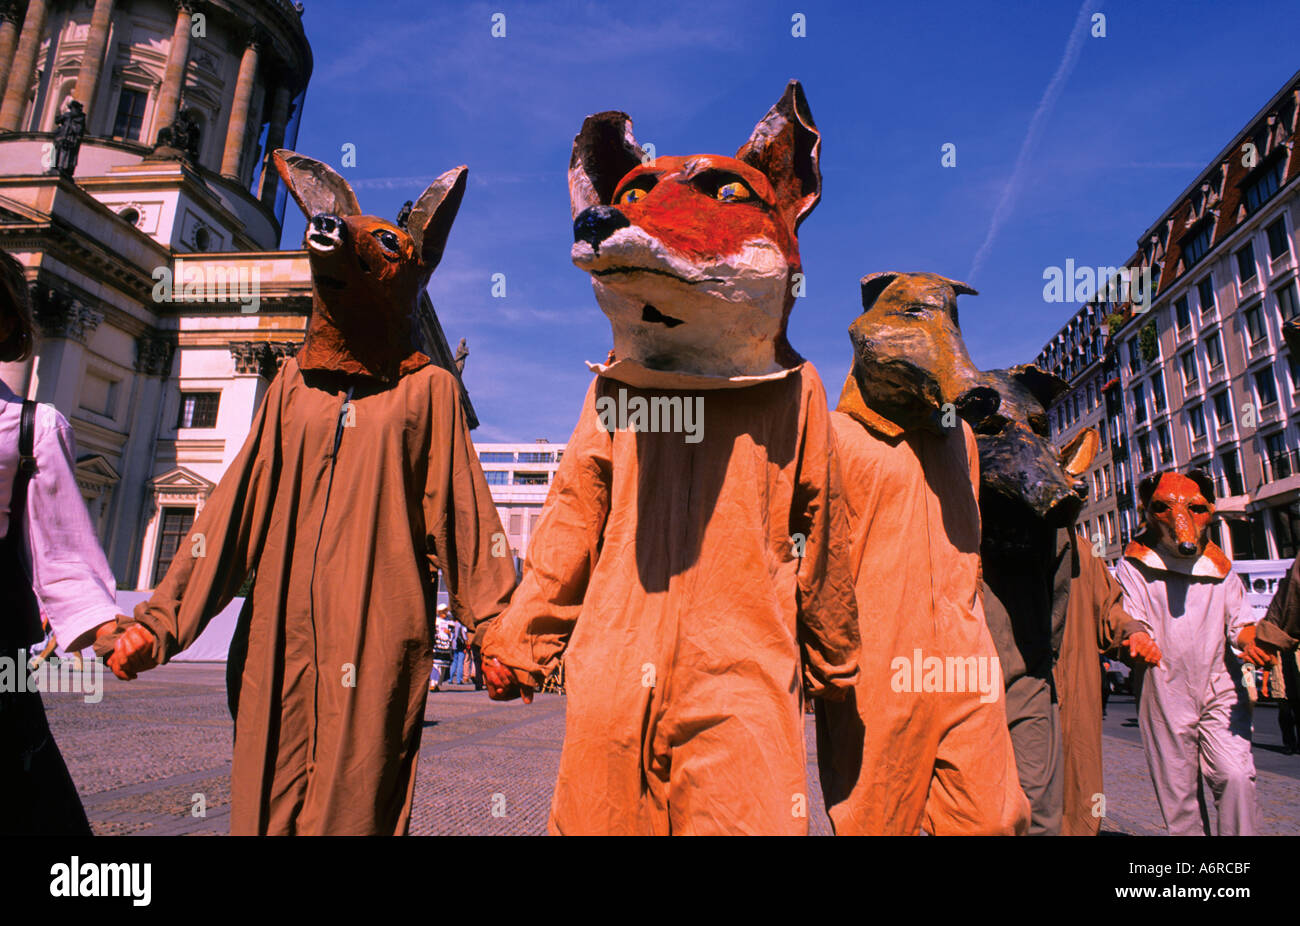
[283,0,1298,442]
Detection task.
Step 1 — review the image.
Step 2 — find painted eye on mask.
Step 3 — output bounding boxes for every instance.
[715,180,752,202]
[371,229,401,253]
[618,187,647,205]
[1189,503,1210,515]
[1150,501,1170,514]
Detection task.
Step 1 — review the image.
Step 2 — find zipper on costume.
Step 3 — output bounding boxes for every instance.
[307,383,354,766]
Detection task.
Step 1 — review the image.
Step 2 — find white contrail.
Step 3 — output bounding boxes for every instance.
[968,0,1102,281]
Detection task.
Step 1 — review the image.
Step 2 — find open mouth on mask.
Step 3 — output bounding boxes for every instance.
[641,304,684,327]
[308,232,340,252]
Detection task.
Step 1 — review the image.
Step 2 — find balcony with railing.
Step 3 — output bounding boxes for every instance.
[1263,448,1300,484]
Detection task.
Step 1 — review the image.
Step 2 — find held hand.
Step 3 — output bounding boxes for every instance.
[482,657,533,704]
[1126,631,1162,668]
[1237,624,1276,667]
[107,624,159,681]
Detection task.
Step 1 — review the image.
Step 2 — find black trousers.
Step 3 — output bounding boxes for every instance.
[0,649,92,835]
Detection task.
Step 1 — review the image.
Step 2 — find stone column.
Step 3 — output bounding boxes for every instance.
[0,0,48,132]
[151,0,193,143]
[220,34,260,180]
[0,2,24,101]
[72,0,114,116]
[257,78,291,204]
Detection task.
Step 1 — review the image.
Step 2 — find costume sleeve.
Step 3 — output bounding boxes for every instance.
[1258,558,1300,651]
[791,377,860,698]
[426,376,516,636]
[115,372,285,664]
[1224,572,1256,643]
[1112,559,1156,642]
[24,406,121,653]
[1082,544,1144,652]
[479,380,612,688]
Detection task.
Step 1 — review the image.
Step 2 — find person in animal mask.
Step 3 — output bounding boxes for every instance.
[814,271,1029,836]
[103,152,516,835]
[960,365,1161,835]
[1114,469,1259,835]
[479,82,860,835]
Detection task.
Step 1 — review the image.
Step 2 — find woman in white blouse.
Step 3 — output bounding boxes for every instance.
[1,249,125,835]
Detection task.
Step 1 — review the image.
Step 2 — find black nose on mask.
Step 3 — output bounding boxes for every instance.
[574,206,631,251]
[1178,541,1198,556]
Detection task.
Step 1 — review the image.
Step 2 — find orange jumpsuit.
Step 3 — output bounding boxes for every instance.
[815,378,1030,835]
[480,360,860,834]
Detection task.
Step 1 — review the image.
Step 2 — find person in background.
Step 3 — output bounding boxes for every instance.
[1100,654,1111,720]
[0,249,126,835]
[430,604,454,692]
[448,618,466,685]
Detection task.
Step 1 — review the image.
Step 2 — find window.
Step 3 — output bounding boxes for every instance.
[514,472,549,485]
[1187,402,1206,441]
[479,451,514,463]
[1212,391,1232,432]
[1244,303,1267,344]
[1289,351,1300,392]
[177,392,219,428]
[1183,222,1213,267]
[112,88,148,141]
[483,470,508,485]
[1265,431,1293,481]
[1236,240,1257,283]
[1093,470,1104,499]
[1280,281,1299,321]
[1151,371,1166,413]
[1128,339,1142,374]
[1221,449,1244,496]
[509,512,522,534]
[1057,407,1065,432]
[1267,217,1290,261]
[1244,159,1284,215]
[1073,394,1081,419]
[1175,296,1191,331]
[1103,464,1112,496]
[1198,277,1215,315]
[1156,424,1173,465]
[1138,434,1153,472]
[153,507,195,586]
[1106,512,1116,545]
[1180,350,1198,387]
[518,451,553,463]
[1087,383,1095,409]
[1256,367,1278,407]
[1204,331,1223,369]
[1132,384,1147,424]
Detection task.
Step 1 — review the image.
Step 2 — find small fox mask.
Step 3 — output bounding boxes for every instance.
[1139,471,1215,559]
[274,149,467,383]
[568,81,821,378]
[849,271,988,434]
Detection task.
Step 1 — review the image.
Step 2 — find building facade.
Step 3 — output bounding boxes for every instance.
[1039,69,1300,562]
[474,440,564,562]
[0,0,473,591]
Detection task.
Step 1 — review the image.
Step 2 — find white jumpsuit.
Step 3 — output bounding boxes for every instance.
[1114,552,1258,836]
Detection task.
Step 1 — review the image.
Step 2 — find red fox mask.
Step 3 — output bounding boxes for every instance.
[273,149,467,384]
[1140,471,1215,559]
[569,81,821,377]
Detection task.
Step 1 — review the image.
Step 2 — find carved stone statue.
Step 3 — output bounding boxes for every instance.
[453,337,468,372]
[153,108,201,163]
[396,200,413,230]
[51,100,86,176]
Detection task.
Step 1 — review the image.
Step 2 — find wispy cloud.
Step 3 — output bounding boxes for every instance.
[967,0,1101,281]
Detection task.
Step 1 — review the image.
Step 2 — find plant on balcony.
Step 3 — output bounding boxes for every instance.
[1139,321,1159,364]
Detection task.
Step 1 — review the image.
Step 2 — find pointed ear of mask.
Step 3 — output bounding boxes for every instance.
[1009,363,1069,411]
[1060,427,1100,478]
[736,80,822,232]
[935,274,977,328]
[859,272,898,313]
[273,149,361,219]
[569,111,645,218]
[406,166,468,272]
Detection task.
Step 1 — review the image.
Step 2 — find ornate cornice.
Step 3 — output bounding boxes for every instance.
[30,284,102,343]
[230,339,298,378]
[134,332,176,376]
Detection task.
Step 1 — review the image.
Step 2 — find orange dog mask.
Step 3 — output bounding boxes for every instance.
[1129,469,1231,578]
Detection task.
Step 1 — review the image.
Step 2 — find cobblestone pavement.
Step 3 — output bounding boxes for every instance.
[37,662,1300,836]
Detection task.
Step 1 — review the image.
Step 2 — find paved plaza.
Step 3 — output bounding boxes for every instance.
[37,661,1300,836]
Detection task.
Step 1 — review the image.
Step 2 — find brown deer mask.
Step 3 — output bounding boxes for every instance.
[274,149,467,384]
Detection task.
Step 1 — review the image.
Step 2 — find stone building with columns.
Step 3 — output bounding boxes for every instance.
[0,0,474,592]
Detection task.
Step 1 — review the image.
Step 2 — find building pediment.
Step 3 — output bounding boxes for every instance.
[148,466,216,494]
